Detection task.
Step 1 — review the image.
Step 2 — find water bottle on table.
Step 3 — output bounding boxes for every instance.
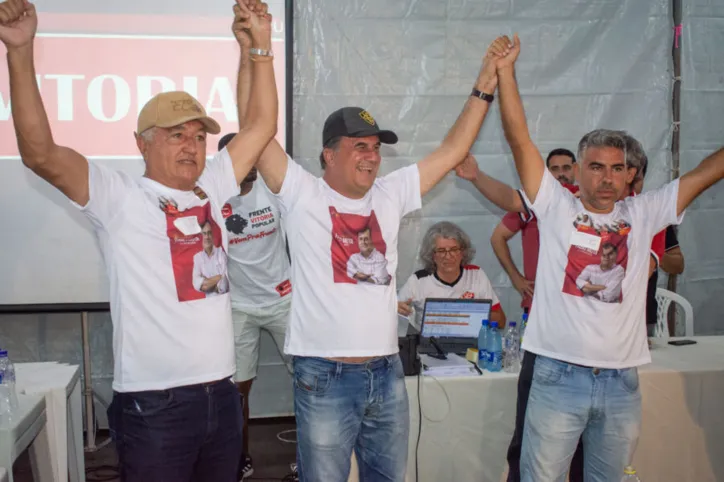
[487,322,503,372]
[477,319,489,369]
[0,350,19,427]
[621,466,641,481]
[503,321,520,373]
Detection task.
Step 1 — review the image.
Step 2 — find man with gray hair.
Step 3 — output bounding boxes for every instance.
[495,35,724,482]
[0,0,278,478]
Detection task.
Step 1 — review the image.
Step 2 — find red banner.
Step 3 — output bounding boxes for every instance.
[0,13,287,158]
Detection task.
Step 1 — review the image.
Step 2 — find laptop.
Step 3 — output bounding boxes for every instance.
[417,298,492,356]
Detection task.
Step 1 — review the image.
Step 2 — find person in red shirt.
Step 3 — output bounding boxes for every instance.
[493,149,578,310]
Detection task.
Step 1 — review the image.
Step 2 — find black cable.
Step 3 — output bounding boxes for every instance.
[415,370,422,482]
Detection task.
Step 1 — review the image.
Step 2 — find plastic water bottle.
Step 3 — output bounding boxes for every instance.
[477,319,489,369]
[621,466,641,481]
[503,321,521,373]
[487,322,503,372]
[519,312,528,363]
[0,350,19,427]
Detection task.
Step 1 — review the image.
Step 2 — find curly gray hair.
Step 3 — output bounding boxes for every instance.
[418,221,476,272]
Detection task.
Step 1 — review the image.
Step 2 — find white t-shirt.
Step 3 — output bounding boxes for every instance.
[223,180,291,310]
[276,158,421,357]
[523,169,684,368]
[74,149,239,392]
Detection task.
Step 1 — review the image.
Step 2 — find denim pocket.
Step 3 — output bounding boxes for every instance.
[532,358,564,386]
[122,389,175,417]
[619,368,639,393]
[294,364,332,395]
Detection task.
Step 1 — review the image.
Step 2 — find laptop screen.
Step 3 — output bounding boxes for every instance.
[421,299,492,339]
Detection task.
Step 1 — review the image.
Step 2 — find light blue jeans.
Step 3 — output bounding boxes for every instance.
[520,355,642,482]
[293,355,410,482]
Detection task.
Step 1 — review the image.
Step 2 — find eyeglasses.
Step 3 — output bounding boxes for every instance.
[433,247,462,257]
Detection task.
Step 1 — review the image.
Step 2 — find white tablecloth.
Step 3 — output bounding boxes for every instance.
[15,363,84,482]
[347,336,724,482]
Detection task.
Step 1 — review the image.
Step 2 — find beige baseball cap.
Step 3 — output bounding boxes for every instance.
[137,91,221,135]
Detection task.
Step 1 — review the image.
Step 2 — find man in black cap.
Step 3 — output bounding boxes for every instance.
[235,22,513,480]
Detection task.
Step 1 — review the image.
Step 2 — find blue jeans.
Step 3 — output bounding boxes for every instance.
[521,355,641,482]
[293,355,410,482]
[108,377,243,482]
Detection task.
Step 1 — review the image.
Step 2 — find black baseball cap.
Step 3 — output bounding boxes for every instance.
[218,132,235,151]
[322,107,398,146]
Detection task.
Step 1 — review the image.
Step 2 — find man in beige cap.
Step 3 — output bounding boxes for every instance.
[0,0,277,479]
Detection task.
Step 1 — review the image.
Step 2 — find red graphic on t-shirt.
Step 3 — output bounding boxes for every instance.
[461,291,475,299]
[162,197,229,302]
[221,203,233,219]
[562,214,630,304]
[329,207,391,285]
[275,279,292,297]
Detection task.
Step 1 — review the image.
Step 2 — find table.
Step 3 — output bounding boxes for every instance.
[15,363,84,482]
[0,394,53,482]
[347,336,724,482]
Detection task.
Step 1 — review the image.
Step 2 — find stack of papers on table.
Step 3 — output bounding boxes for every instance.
[420,353,480,377]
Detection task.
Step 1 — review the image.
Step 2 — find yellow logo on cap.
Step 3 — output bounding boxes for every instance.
[359,110,376,126]
[171,99,202,113]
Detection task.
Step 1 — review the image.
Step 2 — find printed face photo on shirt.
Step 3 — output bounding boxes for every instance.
[562,214,630,304]
[329,207,391,285]
[161,196,229,302]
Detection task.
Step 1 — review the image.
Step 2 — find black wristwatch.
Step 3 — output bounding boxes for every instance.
[471,88,494,103]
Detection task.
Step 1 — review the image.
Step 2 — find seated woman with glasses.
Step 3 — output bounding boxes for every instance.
[398,221,506,329]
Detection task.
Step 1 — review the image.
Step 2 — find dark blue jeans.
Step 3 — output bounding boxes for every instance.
[108,377,243,482]
[293,355,410,482]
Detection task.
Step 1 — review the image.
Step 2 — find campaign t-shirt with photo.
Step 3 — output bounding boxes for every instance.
[276,157,421,357]
[74,149,239,392]
[523,169,683,368]
[222,179,292,310]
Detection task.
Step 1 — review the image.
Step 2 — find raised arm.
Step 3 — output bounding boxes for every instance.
[1,0,90,205]
[231,1,287,193]
[456,153,525,213]
[496,35,546,204]
[416,36,511,196]
[677,147,724,216]
[225,0,278,185]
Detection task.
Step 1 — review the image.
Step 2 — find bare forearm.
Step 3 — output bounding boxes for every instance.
[236,47,253,128]
[678,148,724,215]
[418,96,492,195]
[491,235,524,282]
[244,43,277,139]
[498,67,544,201]
[9,44,55,167]
[473,171,524,213]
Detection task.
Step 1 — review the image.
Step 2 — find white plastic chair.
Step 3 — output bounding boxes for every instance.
[654,287,694,339]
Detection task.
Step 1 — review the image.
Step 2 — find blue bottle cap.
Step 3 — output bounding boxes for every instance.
[482,319,489,326]
[0,350,7,357]
[490,322,499,328]
[509,321,517,327]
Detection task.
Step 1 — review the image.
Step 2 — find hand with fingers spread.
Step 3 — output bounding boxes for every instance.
[234,0,272,50]
[0,0,37,49]
[455,153,481,182]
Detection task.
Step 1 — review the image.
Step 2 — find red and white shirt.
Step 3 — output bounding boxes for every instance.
[397,265,502,322]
